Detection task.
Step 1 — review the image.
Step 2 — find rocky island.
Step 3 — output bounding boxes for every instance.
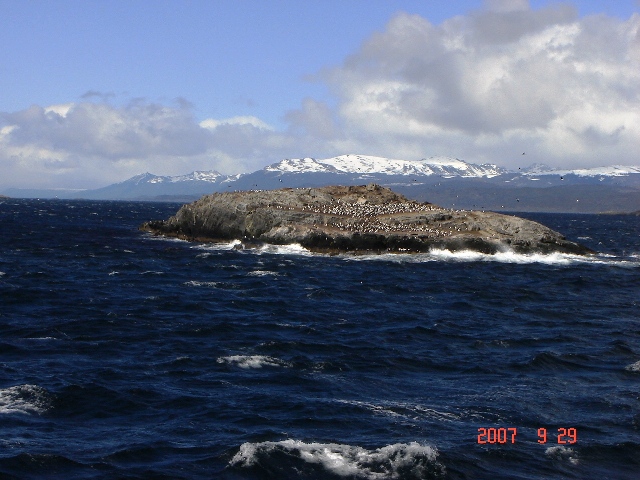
[140,184,594,255]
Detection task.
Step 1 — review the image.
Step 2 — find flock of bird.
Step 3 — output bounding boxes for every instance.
[300,200,438,216]
[272,200,469,237]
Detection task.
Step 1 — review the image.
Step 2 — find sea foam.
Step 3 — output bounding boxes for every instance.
[217,355,291,369]
[0,384,51,415]
[247,270,279,277]
[229,439,444,479]
[624,360,640,372]
[545,445,579,465]
[345,248,639,266]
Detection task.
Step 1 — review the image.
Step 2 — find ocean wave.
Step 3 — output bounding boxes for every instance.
[183,280,221,288]
[155,234,640,266]
[0,384,51,415]
[255,243,313,256]
[624,360,640,372]
[195,239,244,251]
[336,399,461,423]
[247,270,279,277]
[194,240,313,257]
[143,234,189,243]
[344,248,640,266]
[229,439,444,479]
[545,445,579,465]
[217,355,291,369]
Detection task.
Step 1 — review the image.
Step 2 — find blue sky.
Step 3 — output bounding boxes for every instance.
[1,0,639,189]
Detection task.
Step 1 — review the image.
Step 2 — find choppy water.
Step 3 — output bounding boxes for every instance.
[0,199,639,479]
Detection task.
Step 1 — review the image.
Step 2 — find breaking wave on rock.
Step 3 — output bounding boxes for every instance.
[180,237,640,266]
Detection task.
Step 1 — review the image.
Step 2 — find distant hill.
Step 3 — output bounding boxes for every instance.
[3,154,639,213]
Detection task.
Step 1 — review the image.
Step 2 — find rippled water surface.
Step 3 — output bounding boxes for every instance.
[1,199,639,479]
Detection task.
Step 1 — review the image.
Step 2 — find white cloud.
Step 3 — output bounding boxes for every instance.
[1,3,639,190]
[320,7,640,168]
[199,116,273,130]
[0,102,295,189]
[43,103,74,117]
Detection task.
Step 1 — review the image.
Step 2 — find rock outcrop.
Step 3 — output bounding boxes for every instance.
[140,184,594,255]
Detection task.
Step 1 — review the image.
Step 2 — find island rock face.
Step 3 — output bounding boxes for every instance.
[140,185,593,255]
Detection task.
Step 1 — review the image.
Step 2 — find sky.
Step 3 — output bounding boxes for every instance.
[1,0,639,190]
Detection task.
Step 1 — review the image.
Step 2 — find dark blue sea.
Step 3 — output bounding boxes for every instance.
[1,198,639,480]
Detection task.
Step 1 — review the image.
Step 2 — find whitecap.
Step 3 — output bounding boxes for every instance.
[229,439,444,479]
[194,239,244,251]
[247,270,279,277]
[0,384,51,415]
[429,249,584,265]
[217,355,291,369]
[143,234,189,243]
[343,248,639,267]
[624,360,640,372]
[545,445,579,465]
[255,243,313,256]
[184,280,220,288]
[196,240,313,256]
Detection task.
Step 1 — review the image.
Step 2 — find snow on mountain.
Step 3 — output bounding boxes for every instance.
[265,154,505,178]
[520,163,553,174]
[122,171,223,185]
[124,172,160,185]
[171,171,223,182]
[265,157,335,174]
[526,165,640,177]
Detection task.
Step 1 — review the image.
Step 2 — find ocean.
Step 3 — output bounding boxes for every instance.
[0,198,639,479]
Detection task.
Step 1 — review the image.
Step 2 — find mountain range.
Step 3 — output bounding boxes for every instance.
[3,154,640,213]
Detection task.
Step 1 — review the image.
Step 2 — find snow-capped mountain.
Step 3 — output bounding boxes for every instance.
[3,154,639,212]
[75,170,231,200]
[519,163,553,174]
[265,154,505,178]
[126,170,224,185]
[523,165,640,177]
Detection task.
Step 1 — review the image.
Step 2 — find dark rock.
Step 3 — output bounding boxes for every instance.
[140,184,595,255]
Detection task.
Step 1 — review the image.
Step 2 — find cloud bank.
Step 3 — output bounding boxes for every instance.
[1,2,638,189]
[0,101,294,189]
[325,4,640,166]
